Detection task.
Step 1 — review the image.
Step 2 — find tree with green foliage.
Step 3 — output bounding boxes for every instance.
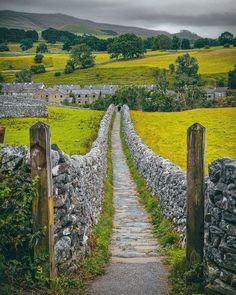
[15,69,32,82]
[36,42,48,53]
[228,66,236,89]
[0,43,9,52]
[218,32,234,45]
[152,35,172,50]
[34,54,44,63]
[176,53,199,78]
[172,36,181,50]
[20,38,33,51]
[153,68,169,93]
[64,59,75,74]
[70,44,95,69]
[233,37,236,47]
[25,30,38,42]
[30,65,46,74]
[108,33,145,59]
[112,86,148,108]
[181,39,191,49]
[0,27,38,43]
[42,27,76,43]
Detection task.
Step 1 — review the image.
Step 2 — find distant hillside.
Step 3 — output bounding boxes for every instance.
[0,10,200,40]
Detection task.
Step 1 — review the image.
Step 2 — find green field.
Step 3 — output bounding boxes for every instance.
[1,46,236,86]
[0,107,104,155]
[130,108,236,171]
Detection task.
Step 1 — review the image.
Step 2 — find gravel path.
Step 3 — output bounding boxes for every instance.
[86,112,169,295]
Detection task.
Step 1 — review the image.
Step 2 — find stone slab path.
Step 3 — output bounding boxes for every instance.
[86,112,169,295]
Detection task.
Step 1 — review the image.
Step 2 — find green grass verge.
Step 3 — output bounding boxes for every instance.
[0,107,104,155]
[120,113,204,295]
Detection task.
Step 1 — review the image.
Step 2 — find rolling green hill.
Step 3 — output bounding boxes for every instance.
[1,46,235,87]
[0,10,200,39]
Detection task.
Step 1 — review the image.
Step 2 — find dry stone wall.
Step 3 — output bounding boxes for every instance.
[122,105,236,295]
[0,105,114,273]
[0,95,48,118]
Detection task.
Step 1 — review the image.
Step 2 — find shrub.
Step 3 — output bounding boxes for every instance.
[64,60,75,74]
[15,69,32,82]
[54,71,61,77]
[224,43,230,48]
[0,43,9,52]
[34,54,44,63]
[0,161,47,291]
[30,65,46,74]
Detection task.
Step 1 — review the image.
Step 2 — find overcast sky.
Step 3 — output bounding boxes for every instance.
[0,0,236,37]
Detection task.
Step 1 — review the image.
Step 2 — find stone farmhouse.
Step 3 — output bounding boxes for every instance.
[1,83,115,105]
[33,88,70,104]
[2,82,45,98]
[206,87,228,100]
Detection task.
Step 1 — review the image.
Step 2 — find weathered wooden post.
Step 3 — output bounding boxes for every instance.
[30,122,56,281]
[186,123,205,272]
[0,127,5,143]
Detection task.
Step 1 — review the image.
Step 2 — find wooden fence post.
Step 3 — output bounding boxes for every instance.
[186,123,205,272]
[0,127,5,143]
[30,122,56,281]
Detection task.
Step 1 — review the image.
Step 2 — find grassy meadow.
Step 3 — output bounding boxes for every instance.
[0,107,104,155]
[130,108,236,171]
[1,44,236,86]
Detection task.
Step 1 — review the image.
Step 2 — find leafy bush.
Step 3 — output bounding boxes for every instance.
[0,43,9,52]
[0,161,48,292]
[54,71,61,77]
[64,60,75,74]
[34,54,44,64]
[30,65,46,74]
[15,69,32,82]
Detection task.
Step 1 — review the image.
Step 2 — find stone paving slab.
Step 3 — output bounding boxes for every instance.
[86,112,169,295]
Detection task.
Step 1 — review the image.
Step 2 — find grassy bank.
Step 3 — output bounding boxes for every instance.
[120,113,203,295]
[0,107,104,155]
[131,108,236,171]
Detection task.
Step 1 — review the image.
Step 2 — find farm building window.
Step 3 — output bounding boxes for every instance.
[60,95,63,98]
[78,100,81,103]
[78,94,81,97]
[93,95,95,98]
[85,95,88,98]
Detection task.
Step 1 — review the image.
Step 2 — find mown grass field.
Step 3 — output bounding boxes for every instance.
[1,46,236,86]
[130,108,236,171]
[0,107,104,155]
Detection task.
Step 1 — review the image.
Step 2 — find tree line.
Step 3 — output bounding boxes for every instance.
[91,54,236,111]
[1,26,235,54]
[0,27,38,43]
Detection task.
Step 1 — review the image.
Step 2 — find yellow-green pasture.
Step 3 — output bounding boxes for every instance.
[101,47,236,75]
[0,107,104,155]
[1,47,235,86]
[130,108,236,172]
[0,52,111,72]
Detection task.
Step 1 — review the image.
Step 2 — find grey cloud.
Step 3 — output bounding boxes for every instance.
[0,0,235,37]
